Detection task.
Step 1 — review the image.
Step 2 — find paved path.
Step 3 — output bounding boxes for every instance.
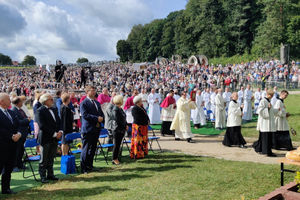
[151,134,298,164]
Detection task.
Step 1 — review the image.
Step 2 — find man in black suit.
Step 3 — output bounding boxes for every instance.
[11,97,31,171]
[35,93,62,183]
[0,93,21,194]
[80,86,104,173]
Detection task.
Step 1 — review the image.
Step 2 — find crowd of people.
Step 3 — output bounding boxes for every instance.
[0,58,298,194]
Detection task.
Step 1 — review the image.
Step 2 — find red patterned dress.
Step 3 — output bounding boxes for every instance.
[130,124,148,159]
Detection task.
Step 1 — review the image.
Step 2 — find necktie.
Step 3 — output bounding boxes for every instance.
[4,110,13,123]
[92,100,98,111]
[19,108,27,118]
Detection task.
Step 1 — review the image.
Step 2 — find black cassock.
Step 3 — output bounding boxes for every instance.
[222,126,246,146]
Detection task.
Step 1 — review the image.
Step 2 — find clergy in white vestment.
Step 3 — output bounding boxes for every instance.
[261,88,267,99]
[242,85,253,121]
[222,87,232,112]
[222,92,246,148]
[173,89,180,102]
[160,90,176,136]
[237,86,244,106]
[170,91,196,143]
[253,89,276,157]
[139,88,149,110]
[192,90,206,128]
[210,88,217,120]
[271,86,279,106]
[148,89,161,124]
[203,88,211,115]
[254,88,262,114]
[215,88,226,129]
[272,90,293,150]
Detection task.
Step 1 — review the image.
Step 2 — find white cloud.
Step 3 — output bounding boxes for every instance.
[0,0,153,64]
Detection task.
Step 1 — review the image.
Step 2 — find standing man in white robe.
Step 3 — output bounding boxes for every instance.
[261,87,267,99]
[222,92,246,148]
[272,90,293,150]
[210,88,217,120]
[222,87,232,114]
[173,89,180,102]
[215,88,226,129]
[253,89,276,157]
[242,85,253,122]
[192,90,206,129]
[170,91,196,143]
[148,89,161,124]
[237,86,244,106]
[139,88,148,110]
[203,88,211,117]
[254,87,262,114]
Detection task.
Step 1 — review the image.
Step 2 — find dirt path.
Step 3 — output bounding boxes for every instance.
[151,134,298,165]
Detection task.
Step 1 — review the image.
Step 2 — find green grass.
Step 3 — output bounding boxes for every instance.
[4,152,300,200]
[241,94,300,142]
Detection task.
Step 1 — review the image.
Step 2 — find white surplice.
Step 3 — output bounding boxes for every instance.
[148,93,161,124]
[192,94,206,126]
[215,93,226,129]
[242,89,253,121]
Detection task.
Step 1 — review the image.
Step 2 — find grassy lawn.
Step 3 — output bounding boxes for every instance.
[4,151,300,200]
[241,94,300,142]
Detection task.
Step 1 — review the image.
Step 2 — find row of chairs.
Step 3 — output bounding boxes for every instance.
[23,125,162,181]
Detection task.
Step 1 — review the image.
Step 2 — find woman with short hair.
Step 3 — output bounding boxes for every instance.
[111,95,127,165]
[130,96,150,159]
[60,93,74,155]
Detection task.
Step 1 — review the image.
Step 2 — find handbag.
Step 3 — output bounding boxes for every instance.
[61,155,76,174]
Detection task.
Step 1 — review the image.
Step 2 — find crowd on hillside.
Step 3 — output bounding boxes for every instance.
[0,59,299,100]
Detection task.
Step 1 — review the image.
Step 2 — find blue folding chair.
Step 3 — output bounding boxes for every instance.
[23,139,40,181]
[95,129,114,165]
[65,132,82,155]
[206,110,215,127]
[148,125,162,153]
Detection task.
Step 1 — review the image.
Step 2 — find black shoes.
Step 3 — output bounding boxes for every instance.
[175,138,180,141]
[267,153,277,157]
[41,178,49,184]
[187,138,194,143]
[2,189,17,194]
[47,176,59,181]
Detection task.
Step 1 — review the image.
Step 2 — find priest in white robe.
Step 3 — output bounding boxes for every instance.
[160,90,176,136]
[272,90,293,150]
[210,88,217,120]
[254,87,262,114]
[237,86,244,106]
[173,89,180,102]
[148,89,161,124]
[253,89,276,157]
[203,88,211,116]
[170,91,196,143]
[192,90,206,128]
[222,87,232,113]
[242,85,253,121]
[222,92,246,148]
[215,88,226,129]
[139,88,149,110]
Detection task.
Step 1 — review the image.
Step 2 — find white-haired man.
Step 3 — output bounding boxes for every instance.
[35,93,62,183]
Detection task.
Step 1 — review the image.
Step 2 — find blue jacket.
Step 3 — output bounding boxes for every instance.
[80,98,104,134]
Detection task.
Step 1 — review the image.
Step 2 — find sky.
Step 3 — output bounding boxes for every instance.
[0,0,187,64]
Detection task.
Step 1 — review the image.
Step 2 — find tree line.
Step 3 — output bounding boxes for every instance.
[116,0,300,63]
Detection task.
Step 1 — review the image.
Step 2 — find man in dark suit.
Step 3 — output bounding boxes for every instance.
[0,93,21,194]
[35,93,62,183]
[11,97,31,171]
[80,86,104,173]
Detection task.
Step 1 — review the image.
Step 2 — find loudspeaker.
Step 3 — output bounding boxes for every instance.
[280,44,289,64]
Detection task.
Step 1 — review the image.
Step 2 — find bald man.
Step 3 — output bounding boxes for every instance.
[0,93,21,194]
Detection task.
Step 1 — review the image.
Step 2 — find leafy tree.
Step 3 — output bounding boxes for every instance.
[21,55,36,65]
[116,40,131,62]
[76,57,89,64]
[287,16,300,58]
[0,53,12,65]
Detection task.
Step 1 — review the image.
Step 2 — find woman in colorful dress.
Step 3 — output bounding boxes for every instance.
[130,96,150,159]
